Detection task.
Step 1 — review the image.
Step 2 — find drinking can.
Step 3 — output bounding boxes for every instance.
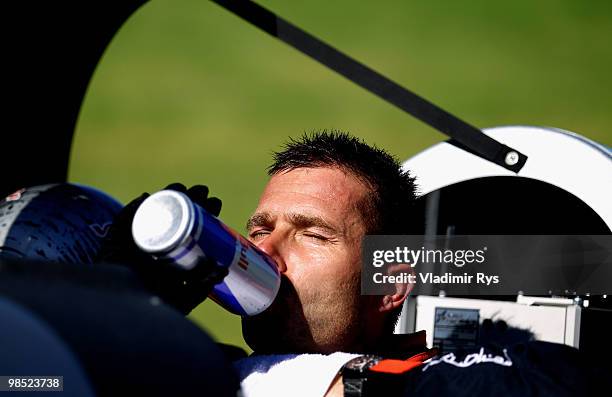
[131,190,280,316]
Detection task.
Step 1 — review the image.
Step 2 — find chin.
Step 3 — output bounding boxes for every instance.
[241,311,315,354]
[242,309,286,353]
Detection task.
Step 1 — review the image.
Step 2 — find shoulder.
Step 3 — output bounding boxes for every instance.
[234,352,359,397]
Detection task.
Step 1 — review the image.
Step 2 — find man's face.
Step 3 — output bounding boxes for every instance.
[242,166,374,354]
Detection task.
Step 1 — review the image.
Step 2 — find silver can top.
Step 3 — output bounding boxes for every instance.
[132,190,194,254]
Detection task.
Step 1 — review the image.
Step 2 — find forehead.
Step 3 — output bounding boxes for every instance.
[256,167,369,222]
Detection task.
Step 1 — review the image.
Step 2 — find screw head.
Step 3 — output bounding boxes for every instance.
[505,151,520,166]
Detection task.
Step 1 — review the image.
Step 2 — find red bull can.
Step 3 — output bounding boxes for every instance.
[131,190,280,316]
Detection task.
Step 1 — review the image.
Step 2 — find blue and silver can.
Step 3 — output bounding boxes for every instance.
[131,190,280,316]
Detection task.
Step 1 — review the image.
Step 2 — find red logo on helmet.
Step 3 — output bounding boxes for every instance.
[5,188,26,202]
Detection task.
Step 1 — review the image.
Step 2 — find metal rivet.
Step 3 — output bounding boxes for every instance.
[505,151,519,166]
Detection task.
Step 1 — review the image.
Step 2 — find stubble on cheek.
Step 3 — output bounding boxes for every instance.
[297,269,364,353]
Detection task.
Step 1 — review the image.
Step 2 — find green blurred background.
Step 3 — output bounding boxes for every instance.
[69,0,612,351]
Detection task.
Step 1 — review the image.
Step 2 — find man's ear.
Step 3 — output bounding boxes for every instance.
[378,263,414,313]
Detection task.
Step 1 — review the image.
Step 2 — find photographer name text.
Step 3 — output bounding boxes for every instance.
[373,272,499,286]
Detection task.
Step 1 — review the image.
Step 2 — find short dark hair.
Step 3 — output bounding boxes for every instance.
[268,130,419,334]
[268,130,419,235]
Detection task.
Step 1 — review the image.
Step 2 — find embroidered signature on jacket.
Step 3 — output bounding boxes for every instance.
[423,347,513,371]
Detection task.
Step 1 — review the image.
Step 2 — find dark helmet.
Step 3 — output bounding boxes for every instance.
[0,183,122,264]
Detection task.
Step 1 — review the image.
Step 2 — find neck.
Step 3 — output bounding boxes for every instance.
[363,330,428,358]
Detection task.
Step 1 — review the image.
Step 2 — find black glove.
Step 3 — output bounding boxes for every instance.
[97,183,227,315]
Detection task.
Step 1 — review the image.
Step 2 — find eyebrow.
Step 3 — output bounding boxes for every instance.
[246,212,338,234]
[246,212,273,232]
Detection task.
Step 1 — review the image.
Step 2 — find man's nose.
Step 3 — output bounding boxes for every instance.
[255,233,288,273]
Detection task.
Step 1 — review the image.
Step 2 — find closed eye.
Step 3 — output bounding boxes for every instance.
[249,229,270,240]
[303,232,326,241]
[302,231,339,244]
